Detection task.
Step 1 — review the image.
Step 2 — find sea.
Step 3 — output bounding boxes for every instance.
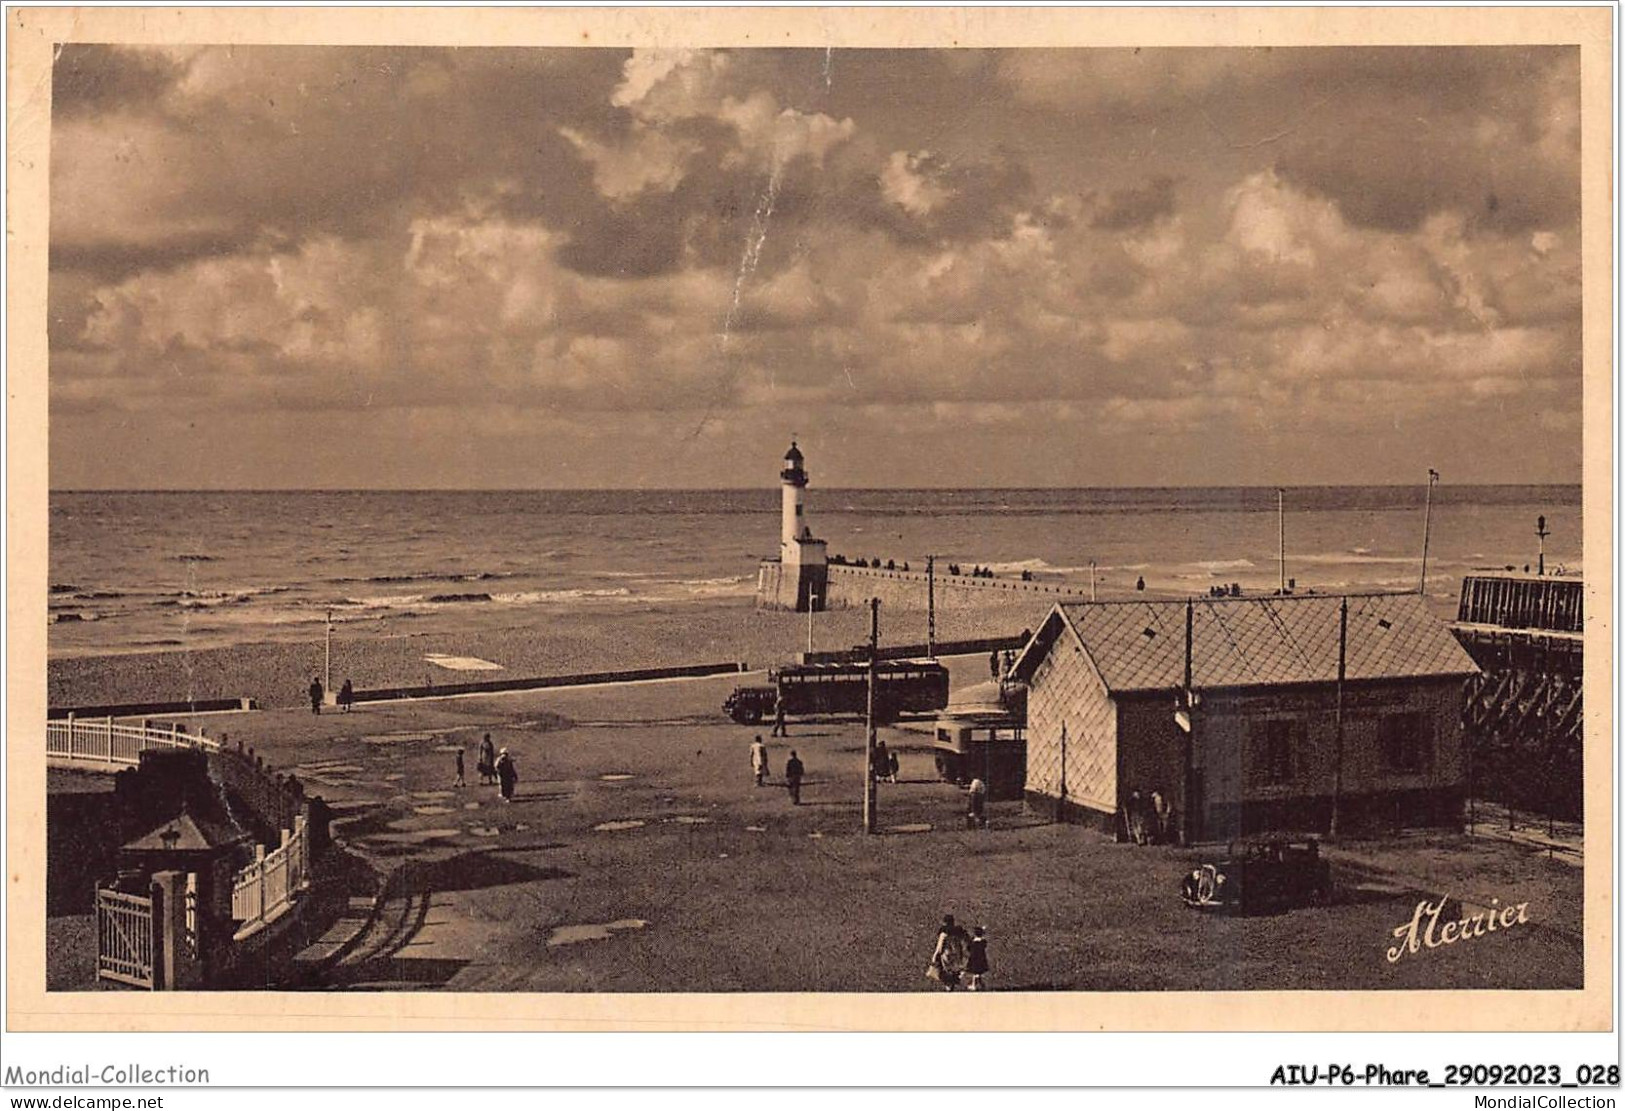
[47,486,1582,659]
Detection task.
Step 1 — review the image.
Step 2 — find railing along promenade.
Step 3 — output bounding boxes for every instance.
[59,716,318,983]
[47,715,220,770]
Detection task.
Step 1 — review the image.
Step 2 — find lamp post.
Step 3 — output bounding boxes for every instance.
[1278,488,1286,595]
[1419,469,1440,594]
[324,608,333,699]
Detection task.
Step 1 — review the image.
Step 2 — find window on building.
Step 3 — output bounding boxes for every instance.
[1379,712,1434,773]
[1249,718,1302,786]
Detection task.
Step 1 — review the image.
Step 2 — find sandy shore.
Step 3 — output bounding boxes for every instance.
[46,595,1041,711]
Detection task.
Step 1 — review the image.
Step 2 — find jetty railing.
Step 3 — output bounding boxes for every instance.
[230,814,311,935]
[47,716,219,770]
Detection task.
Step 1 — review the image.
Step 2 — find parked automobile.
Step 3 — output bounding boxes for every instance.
[1180,837,1331,913]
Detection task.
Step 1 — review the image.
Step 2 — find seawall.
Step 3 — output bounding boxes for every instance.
[818,563,1098,621]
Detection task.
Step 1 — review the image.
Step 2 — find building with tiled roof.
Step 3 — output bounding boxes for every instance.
[1010,593,1480,840]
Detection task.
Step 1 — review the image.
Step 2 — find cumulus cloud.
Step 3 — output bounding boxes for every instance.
[48,44,1583,487]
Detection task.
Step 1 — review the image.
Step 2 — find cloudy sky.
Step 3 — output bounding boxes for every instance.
[49,45,1581,489]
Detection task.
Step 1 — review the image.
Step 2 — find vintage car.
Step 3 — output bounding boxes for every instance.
[1180,837,1331,913]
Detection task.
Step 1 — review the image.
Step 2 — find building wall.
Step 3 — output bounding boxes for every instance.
[1023,629,1118,825]
[1129,678,1468,838]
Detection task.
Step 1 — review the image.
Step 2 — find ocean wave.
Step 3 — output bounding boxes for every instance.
[983,558,1052,573]
[342,586,634,610]
[1190,559,1257,573]
[1292,552,1419,566]
[49,583,80,594]
[173,553,217,562]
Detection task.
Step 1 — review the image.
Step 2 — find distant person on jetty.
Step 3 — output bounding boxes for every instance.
[1136,576,1146,591]
[750,735,770,787]
[929,914,970,990]
[784,750,804,804]
[338,679,354,713]
[454,748,465,789]
[495,747,518,802]
[771,693,789,737]
[966,926,990,992]
[478,733,496,785]
[308,676,324,715]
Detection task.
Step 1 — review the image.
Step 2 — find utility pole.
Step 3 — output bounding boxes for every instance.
[1181,599,1197,845]
[926,555,936,659]
[863,597,880,834]
[1329,596,1348,839]
[1278,488,1286,595]
[1419,468,1440,593]
[806,593,816,656]
[1536,514,1550,576]
[1089,560,1098,602]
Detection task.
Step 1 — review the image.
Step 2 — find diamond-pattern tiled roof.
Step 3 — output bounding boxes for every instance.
[1053,593,1478,694]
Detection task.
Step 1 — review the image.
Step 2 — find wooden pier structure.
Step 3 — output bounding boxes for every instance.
[1452,572,1583,819]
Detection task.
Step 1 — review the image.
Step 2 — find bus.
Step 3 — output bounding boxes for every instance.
[722,660,950,724]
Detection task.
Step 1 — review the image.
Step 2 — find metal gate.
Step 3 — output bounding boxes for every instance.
[96,888,155,989]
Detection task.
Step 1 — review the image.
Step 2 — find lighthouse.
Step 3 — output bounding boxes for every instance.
[781,440,810,547]
[760,440,827,612]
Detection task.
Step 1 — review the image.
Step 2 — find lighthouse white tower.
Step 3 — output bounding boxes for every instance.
[768,440,827,612]
[781,440,810,547]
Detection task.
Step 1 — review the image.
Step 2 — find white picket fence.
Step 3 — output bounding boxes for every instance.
[96,887,156,988]
[47,716,219,769]
[230,814,311,934]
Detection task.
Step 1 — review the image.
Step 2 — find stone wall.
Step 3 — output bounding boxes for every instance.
[819,564,1099,638]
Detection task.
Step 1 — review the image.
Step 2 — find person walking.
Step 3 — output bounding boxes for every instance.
[966,776,988,829]
[770,692,789,737]
[1127,790,1148,845]
[750,735,770,787]
[308,676,324,715]
[784,750,804,805]
[495,747,518,803]
[454,747,465,789]
[478,733,496,786]
[337,679,355,713]
[988,650,1001,680]
[887,748,900,784]
[871,739,892,783]
[966,926,990,992]
[1150,789,1171,845]
[928,914,970,991]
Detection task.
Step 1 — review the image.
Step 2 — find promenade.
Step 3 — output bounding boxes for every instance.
[49,658,1583,993]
